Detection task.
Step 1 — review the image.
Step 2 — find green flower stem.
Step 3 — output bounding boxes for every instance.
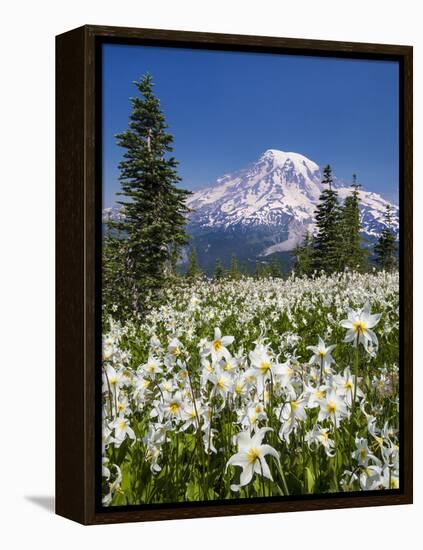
[350,335,360,463]
[186,367,208,499]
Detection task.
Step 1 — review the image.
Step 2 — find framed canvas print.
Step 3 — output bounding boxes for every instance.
[56,25,413,524]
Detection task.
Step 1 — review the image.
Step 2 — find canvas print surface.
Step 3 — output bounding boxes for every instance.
[101,44,400,506]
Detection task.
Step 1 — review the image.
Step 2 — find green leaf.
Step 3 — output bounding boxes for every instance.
[305,466,315,493]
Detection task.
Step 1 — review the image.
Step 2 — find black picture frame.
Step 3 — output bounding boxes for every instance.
[56,25,413,525]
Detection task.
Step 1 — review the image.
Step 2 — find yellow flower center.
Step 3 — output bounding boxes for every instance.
[360,448,367,460]
[247,447,261,464]
[217,377,226,389]
[320,431,329,443]
[344,380,353,390]
[235,384,243,394]
[213,339,222,352]
[117,402,125,412]
[260,361,271,375]
[172,347,181,357]
[291,400,298,412]
[148,364,155,373]
[255,405,262,414]
[318,350,326,358]
[326,401,337,415]
[352,320,367,334]
[118,420,126,431]
[169,402,180,414]
[315,390,325,399]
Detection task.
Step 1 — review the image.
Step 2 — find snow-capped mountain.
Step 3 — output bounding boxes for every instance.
[103,149,398,272]
[187,149,398,256]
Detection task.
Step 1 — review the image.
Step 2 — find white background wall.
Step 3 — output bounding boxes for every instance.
[0,0,419,546]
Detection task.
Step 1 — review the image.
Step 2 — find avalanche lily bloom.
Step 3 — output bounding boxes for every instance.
[206,327,234,361]
[307,336,336,371]
[226,427,280,491]
[352,437,376,467]
[111,416,136,447]
[102,464,122,506]
[139,356,163,378]
[340,302,381,351]
[102,365,122,395]
[277,396,307,441]
[305,425,335,457]
[211,365,234,399]
[333,366,363,406]
[318,389,348,424]
[168,338,184,358]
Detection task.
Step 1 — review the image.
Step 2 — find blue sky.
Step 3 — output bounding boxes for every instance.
[102,43,399,207]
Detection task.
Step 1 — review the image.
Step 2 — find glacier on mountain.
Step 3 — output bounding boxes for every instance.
[186,149,398,255]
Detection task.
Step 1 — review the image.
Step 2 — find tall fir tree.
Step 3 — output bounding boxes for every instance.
[374,204,397,271]
[214,258,225,279]
[103,221,134,319]
[187,248,201,279]
[338,174,367,272]
[254,261,262,279]
[240,261,249,277]
[105,74,191,315]
[270,255,282,278]
[293,231,313,276]
[230,253,240,279]
[312,165,341,274]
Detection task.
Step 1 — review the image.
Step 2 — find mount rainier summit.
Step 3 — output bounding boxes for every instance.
[184,149,398,270]
[104,149,398,272]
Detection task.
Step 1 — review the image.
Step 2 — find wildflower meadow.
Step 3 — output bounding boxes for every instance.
[102,270,399,505]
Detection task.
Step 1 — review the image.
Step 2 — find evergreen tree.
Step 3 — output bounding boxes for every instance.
[270,255,282,278]
[374,204,397,271]
[187,248,201,279]
[103,228,134,319]
[261,263,272,278]
[106,74,191,315]
[214,258,225,279]
[240,261,249,277]
[338,174,367,272]
[293,231,313,276]
[312,165,341,274]
[254,261,262,279]
[230,253,240,279]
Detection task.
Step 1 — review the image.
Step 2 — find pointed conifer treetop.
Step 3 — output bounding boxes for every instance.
[107,73,191,313]
[312,164,342,274]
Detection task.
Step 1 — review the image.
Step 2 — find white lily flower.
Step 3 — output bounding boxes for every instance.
[352,437,377,467]
[317,389,348,424]
[340,302,381,351]
[139,356,163,378]
[307,336,336,371]
[205,327,234,362]
[226,427,280,491]
[111,415,136,447]
[102,464,122,506]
